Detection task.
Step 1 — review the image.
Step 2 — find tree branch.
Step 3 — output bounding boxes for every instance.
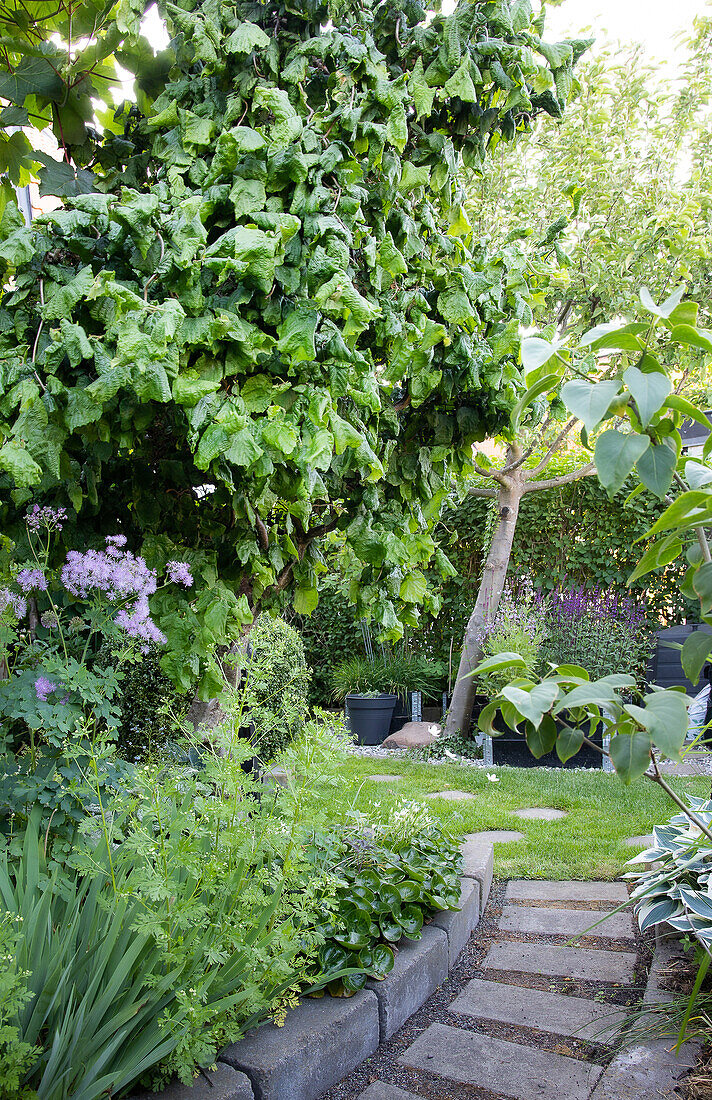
[468,485,497,499]
[524,462,595,494]
[526,416,579,479]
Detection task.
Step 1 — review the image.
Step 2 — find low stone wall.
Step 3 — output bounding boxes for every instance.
[128,840,494,1100]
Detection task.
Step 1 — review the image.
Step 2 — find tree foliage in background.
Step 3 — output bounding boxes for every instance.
[0,0,588,697]
[294,455,695,704]
[467,15,712,347]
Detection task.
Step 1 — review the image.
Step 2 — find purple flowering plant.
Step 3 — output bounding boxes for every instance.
[0,506,193,761]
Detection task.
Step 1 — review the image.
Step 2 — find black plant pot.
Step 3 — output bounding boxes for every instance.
[490,718,604,769]
[346,694,398,745]
[389,692,413,735]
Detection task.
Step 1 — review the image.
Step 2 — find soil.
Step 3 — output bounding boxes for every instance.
[319,880,654,1100]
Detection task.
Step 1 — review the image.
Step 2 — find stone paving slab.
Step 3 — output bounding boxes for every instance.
[513,807,567,820]
[221,990,379,1100]
[366,925,448,1039]
[366,775,401,783]
[500,904,635,941]
[506,880,629,904]
[467,829,524,843]
[400,1022,603,1100]
[484,940,637,983]
[358,1083,421,1100]
[624,835,653,848]
[589,1036,700,1100]
[130,1066,253,1100]
[449,977,627,1044]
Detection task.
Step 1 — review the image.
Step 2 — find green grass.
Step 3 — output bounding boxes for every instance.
[338,756,710,881]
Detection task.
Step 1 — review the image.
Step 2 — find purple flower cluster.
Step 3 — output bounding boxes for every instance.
[545,585,646,628]
[115,597,167,645]
[166,560,193,587]
[35,675,57,701]
[62,539,158,602]
[16,568,48,593]
[26,505,67,533]
[0,587,27,619]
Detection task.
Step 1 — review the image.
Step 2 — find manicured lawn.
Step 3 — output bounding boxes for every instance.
[338,755,710,881]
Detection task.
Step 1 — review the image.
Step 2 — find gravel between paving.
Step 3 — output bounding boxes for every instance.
[319,881,652,1100]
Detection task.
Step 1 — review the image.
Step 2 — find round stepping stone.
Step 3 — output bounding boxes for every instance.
[624,834,653,848]
[366,774,402,783]
[467,830,524,843]
[514,807,567,821]
[425,790,477,801]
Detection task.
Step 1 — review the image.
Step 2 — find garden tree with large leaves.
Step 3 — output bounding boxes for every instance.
[466,18,712,347]
[0,0,588,700]
[475,286,712,831]
[0,0,168,193]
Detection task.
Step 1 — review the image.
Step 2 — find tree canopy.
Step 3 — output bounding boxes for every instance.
[0,0,587,696]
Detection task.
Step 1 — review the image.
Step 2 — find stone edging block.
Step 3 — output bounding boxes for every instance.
[589,939,701,1100]
[366,925,448,1039]
[461,838,494,912]
[431,877,480,967]
[220,988,379,1100]
[129,1063,253,1100]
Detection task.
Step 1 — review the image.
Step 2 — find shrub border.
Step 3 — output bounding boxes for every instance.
[128,840,494,1100]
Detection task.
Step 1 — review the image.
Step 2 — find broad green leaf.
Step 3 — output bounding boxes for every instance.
[0,441,42,486]
[623,365,672,427]
[501,682,560,729]
[626,690,689,761]
[562,379,623,433]
[635,443,676,499]
[639,285,685,319]
[594,430,649,495]
[647,490,712,537]
[609,729,652,783]
[693,562,712,615]
[226,22,270,52]
[670,325,712,353]
[277,310,317,363]
[684,461,712,490]
[444,58,477,102]
[473,652,528,677]
[555,724,584,763]
[681,631,712,686]
[579,321,645,352]
[409,57,434,119]
[520,337,559,374]
[511,373,559,431]
[226,429,262,467]
[553,682,617,714]
[627,535,682,584]
[293,586,318,615]
[526,713,557,758]
[399,571,427,603]
[665,395,712,432]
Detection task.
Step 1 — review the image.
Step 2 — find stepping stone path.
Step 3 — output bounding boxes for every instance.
[624,834,653,847]
[424,790,477,801]
[514,806,568,820]
[354,879,645,1100]
[366,775,402,783]
[467,829,525,843]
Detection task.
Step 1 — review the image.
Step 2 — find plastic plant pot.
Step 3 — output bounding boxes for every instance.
[346,693,398,745]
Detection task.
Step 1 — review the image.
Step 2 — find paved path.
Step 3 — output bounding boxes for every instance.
[355,879,641,1100]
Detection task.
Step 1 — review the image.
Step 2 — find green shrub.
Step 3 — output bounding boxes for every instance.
[111,645,190,763]
[247,615,311,764]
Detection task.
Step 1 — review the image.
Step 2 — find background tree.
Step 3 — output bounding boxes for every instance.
[0,0,588,700]
[467,15,712,343]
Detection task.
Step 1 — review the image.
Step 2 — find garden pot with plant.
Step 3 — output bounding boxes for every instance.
[330,655,436,745]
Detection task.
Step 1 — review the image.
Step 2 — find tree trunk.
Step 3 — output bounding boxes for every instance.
[444,460,526,738]
[185,618,257,733]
